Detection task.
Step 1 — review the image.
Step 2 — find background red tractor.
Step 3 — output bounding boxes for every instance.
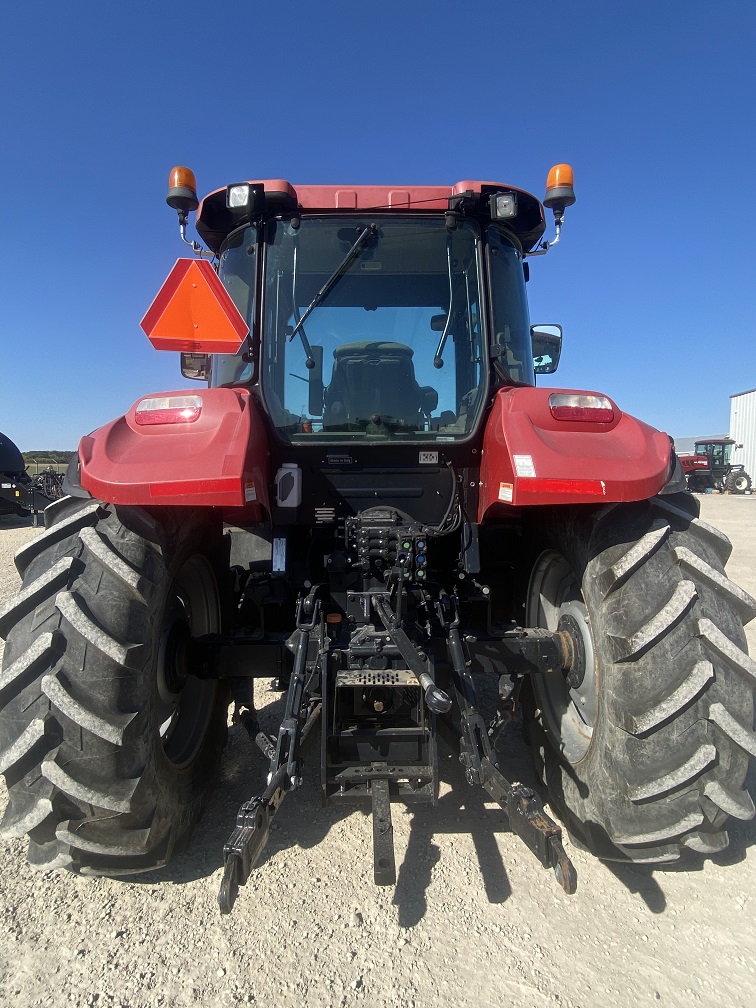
[1,166,753,913]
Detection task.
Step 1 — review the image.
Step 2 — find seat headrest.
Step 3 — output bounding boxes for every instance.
[333,341,414,360]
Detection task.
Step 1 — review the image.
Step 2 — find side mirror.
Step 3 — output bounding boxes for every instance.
[531,324,562,374]
[181,353,211,381]
[308,345,325,415]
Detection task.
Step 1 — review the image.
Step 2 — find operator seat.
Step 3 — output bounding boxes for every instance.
[322,341,438,432]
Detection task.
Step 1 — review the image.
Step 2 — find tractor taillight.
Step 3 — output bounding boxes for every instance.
[549,394,614,423]
[135,395,202,426]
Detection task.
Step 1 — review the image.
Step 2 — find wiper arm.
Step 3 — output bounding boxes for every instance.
[289,224,377,357]
[433,238,454,369]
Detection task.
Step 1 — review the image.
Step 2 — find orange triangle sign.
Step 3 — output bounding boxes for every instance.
[140,259,250,354]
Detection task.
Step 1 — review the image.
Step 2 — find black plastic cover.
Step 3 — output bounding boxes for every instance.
[0,431,25,474]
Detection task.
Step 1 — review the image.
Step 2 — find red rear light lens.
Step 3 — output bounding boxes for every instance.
[549,394,614,423]
[135,395,202,426]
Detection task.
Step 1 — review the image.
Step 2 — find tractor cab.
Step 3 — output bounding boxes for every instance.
[694,438,735,473]
[151,172,572,453]
[206,191,553,448]
[217,215,502,443]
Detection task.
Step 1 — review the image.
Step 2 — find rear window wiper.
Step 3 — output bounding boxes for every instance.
[289,224,377,364]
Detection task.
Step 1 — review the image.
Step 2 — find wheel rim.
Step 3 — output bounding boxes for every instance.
[156,555,220,769]
[526,550,598,763]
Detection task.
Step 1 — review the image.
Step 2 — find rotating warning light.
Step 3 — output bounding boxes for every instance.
[166,166,199,214]
[544,164,576,212]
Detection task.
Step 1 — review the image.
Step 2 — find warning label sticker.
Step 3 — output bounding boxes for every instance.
[498,482,514,502]
[513,454,536,477]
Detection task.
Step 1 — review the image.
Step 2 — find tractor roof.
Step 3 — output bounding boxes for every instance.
[195,179,546,254]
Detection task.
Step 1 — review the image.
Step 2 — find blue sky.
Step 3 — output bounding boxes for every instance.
[1,0,754,450]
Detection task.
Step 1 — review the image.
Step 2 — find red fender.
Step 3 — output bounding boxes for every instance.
[78,388,271,512]
[478,386,672,518]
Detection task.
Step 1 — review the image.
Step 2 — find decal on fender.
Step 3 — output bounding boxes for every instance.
[513,454,536,477]
[498,482,514,502]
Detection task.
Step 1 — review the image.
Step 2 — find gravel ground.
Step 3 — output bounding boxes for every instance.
[0,496,754,1008]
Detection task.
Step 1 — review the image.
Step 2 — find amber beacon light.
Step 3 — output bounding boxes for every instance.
[166,166,199,218]
[544,164,576,213]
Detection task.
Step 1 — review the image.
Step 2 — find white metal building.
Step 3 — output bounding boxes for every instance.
[729,388,756,478]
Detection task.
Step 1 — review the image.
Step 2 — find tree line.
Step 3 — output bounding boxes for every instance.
[22,451,75,465]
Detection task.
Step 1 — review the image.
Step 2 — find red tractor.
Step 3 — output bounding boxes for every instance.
[679,438,753,494]
[1,166,754,913]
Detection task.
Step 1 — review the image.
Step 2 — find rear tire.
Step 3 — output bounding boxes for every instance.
[0,498,229,874]
[524,493,756,862]
[725,470,752,494]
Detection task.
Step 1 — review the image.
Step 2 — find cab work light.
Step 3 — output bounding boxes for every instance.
[135,395,203,425]
[227,184,252,208]
[549,393,614,423]
[225,182,265,215]
[489,191,518,220]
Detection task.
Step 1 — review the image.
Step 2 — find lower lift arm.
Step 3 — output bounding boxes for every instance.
[437,593,577,895]
[218,591,322,914]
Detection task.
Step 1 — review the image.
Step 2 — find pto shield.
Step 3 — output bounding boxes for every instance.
[478,386,672,517]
